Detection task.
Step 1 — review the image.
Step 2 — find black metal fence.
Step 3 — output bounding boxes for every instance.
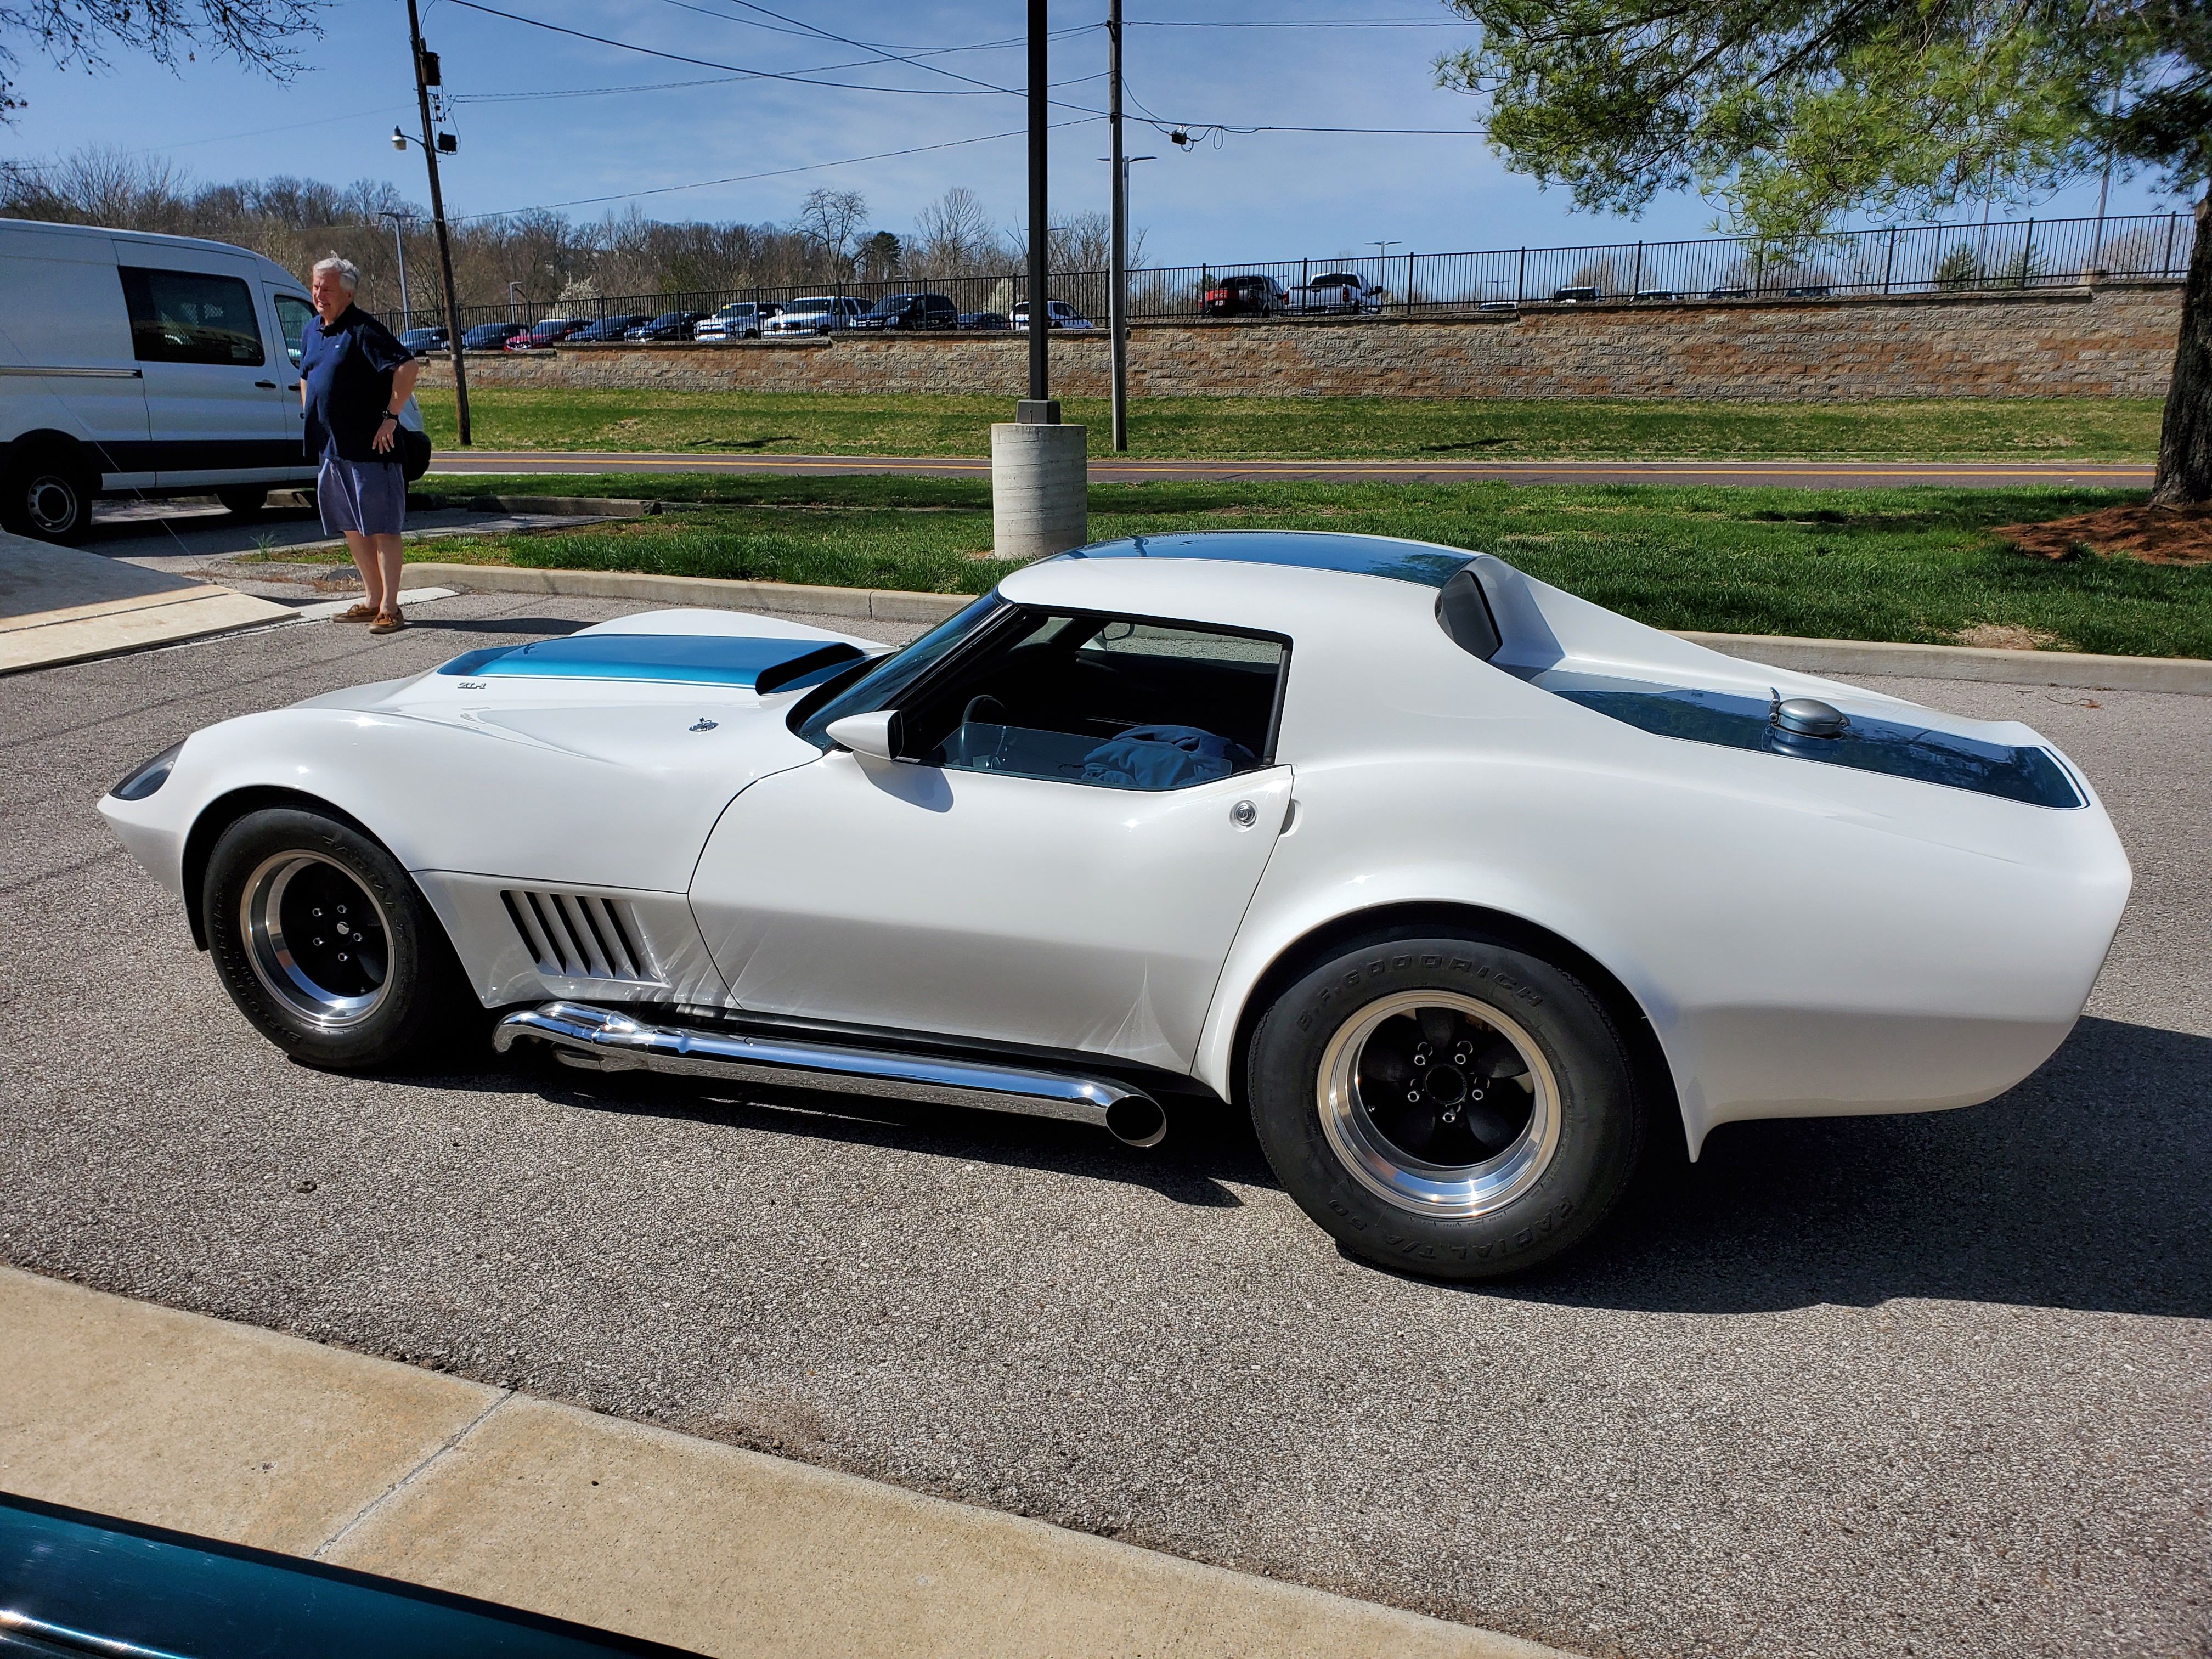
[386,210,2193,340]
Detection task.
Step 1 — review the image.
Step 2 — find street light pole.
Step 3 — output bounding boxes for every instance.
[380,212,412,332]
[1025,0,1049,409]
[403,0,470,444]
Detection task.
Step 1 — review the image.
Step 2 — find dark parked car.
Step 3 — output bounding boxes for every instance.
[623,311,707,342]
[460,321,529,352]
[568,314,649,343]
[505,317,588,351]
[1550,285,1600,303]
[1200,274,1288,317]
[1634,289,1681,302]
[1784,284,1833,298]
[958,311,1009,331]
[398,325,449,353]
[850,292,960,331]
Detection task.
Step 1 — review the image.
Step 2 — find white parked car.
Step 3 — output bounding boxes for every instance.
[0,217,317,541]
[1294,272,1385,314]
[1011,300,1094,331]
[99,534,2128,1278]
[693,302,778,342]
[760,297,865,336]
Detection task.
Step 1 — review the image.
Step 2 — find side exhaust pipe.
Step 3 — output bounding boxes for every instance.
[494,1001,1167,1149]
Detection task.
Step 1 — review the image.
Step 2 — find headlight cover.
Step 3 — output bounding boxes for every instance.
[110,741,183,801]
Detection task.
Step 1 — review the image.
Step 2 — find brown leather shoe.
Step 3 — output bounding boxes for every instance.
[368,608,406,635]
[335,601,379,623]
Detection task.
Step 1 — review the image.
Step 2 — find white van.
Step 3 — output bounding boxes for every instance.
[0,218,319,543]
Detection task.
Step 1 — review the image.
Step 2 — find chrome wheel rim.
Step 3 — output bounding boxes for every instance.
[239,853,392,1028]
[1317,990,1560,1218]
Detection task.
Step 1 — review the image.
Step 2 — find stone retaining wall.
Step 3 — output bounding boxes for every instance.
[419,281,2182,403]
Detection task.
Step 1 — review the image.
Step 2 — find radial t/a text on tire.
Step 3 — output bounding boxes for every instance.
[1247,933,1646,1279]
[202,807,471,1071]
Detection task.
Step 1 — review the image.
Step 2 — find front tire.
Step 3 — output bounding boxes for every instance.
[1248,934,1645,1279]
[203,808,471,1070]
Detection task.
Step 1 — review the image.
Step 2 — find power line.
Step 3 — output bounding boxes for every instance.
[450,116,1105,222]
[444,0,1096,103]
[1126,16,1468,25]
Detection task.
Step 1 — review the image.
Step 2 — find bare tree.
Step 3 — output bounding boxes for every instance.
[1,0,325,117]
[911,185,995,274]
[797,188,866,272]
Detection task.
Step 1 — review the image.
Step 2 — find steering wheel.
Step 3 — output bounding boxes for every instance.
[958,695,1009,767]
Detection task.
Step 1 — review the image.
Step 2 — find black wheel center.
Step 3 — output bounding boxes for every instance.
[278,865,388,997]
[1356,1007,1536,1168]
[1423,1064,1469,1108]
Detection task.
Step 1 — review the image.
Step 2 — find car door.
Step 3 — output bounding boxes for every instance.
[689,608,1295,1072]
[112,244,298,486]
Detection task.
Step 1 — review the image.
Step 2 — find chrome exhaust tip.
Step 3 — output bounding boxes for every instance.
[496,1001,1166,1148]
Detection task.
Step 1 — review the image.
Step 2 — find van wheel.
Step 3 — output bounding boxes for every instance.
[2,446,94,544]
[217,487,268,517]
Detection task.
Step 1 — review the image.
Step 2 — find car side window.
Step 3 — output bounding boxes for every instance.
[272,294,313,368]
[118,267,266,367]
[897,610,1288,792]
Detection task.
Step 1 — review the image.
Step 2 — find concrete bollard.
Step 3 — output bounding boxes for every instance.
[990,422,1088,560]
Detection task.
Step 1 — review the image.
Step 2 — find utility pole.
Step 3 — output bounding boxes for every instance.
[1108,0,1123,449]
[380,211,411,332]
[1025,0,1049,409]
[404,0,470,445]
[1101,150,1154,454]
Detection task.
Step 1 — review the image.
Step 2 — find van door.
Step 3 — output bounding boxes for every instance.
[263,286,315,476]
[111,242,303,488]
[0,227,153,488]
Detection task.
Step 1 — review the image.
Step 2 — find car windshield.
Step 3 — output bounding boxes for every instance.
[867,296,915,315]
[792,593,1006,747]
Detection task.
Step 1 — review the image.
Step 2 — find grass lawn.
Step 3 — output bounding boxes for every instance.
[359,475,2212,659]
[413,389,2164,464]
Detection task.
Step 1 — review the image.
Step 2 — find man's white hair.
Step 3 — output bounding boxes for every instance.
[312,255,360,293]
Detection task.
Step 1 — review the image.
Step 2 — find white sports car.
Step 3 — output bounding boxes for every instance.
[100,533,2130,1278]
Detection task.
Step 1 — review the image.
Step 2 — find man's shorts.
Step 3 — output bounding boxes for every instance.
[317,456,407,537]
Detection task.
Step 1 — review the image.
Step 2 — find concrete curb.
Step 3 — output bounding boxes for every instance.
[404,560,2212,693]
[0,1267,1571,1659]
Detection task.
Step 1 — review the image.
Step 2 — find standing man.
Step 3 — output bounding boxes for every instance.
[301,255,419,634]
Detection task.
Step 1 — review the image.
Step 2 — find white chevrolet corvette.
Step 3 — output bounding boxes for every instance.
[101,533,2130,1277]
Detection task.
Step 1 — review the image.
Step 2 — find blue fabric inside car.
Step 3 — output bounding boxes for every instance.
[1080,725,1258,789]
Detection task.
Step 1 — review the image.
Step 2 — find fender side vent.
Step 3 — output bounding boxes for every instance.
[501,889,657,983]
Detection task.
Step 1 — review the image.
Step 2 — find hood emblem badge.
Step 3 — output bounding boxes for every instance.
[690,719,719,732]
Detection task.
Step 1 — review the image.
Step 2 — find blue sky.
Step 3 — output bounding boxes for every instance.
[3,0,2191,264]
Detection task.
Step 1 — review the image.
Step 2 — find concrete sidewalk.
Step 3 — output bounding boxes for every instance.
[0,1268,1569,1659]
[0,531,292,674]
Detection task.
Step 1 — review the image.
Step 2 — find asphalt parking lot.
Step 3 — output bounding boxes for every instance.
[3,591,2206,1659]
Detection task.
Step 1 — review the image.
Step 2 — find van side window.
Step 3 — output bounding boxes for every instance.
[272,294,313,368]
[118,267,266,367]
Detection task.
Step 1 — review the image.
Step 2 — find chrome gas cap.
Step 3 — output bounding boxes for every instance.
[1771,695,1849,738]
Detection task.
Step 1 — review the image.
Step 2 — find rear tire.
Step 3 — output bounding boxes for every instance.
[1247,934,1645,1280]
[1,445,95,544]
[203,808,473,1070]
